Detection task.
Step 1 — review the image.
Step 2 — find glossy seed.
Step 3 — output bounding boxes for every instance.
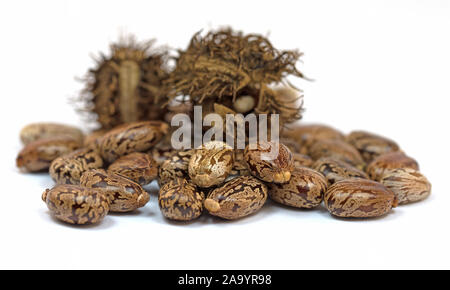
[313,157,368,185]
[308,139,365,170]
[366,151,419,181]
[346,130,400,163]
[20,122,84,145]
[108,152,158,185]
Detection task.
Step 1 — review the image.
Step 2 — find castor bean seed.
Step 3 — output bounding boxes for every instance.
[293,153,313,168]
[309,139,366,170]
[204,176,268,220]
[80,169,149,212]
[159,178,204,221]
[324,179,398,218]
[268,167,328,208]
[366,151,419,181]
[380,168,431,205]
[16,136,81,172]
[83,129,107,148]
[49,147,104,184]
[158,150,193,186]
[42,184,109,225]
[313,157,368,185]
[346,130,400,163]
[282,124,345,155]
[189,141,234,188]
[20,122,84,145]
[99,121,169,163]
[244,141,294,183]
[108,152,158,185]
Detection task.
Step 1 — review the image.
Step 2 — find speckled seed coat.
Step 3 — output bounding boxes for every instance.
[108,152,158,185]
[268,167,328,208]
[80,169,149,212]
[204,176,268,220]
[308,139,366,170]
[313,157,368,185]
[346,130,400,163]
[366,151,419,181]
[16,136,81,172]
[99,121,169,163]
[244,141,294,183]
[324,179,397,218]
[293,153,313,168]
[42,184,109,225]
[189,141,234,188]
[49,147,104,184]
[20,122,84,145]
[158,150,193,186]
[380,168,431,205]
[282,124,345,155]
[159,178,204,221]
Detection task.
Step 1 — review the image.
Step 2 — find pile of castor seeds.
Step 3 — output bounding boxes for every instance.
[16,122,431,225]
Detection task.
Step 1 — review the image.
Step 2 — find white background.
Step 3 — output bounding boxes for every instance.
[0,0,449,270]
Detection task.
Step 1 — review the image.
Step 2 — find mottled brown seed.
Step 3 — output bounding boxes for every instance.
[293,153,313,168]
[279,137,301,153]
[204,176,268,220]
[346,130,400,163]
[158,150,193,186]
[366,151,419,181]
[282,124,345,155]
[99,121,169,163]
[16,136,81,172]
[42,184,109,225]
[149,141,174,165]
[108,152,158,185]
[49,147,104,184]
[380,168,431,205]
[83,129,107,148]
[80,169,149,212]
[244,141,294,183]
[159,178,204,221]
[268,167,327,208]
[313,157,368,185]
[324,179,397,218]
[20,122,84,145]
[308,139,365,170]
[189,141,234,188]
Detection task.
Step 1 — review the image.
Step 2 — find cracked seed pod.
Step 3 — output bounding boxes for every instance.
[162,28,305,125]
[79,36,169,129]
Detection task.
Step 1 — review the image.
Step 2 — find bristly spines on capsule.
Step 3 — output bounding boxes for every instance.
[161,28,305,125]
[78,35,170,129]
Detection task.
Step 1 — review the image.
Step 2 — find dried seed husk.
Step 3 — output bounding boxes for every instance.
[159,178,204,221]
[49,147,104,184]
[16,136,81,172]
[312,157,368,185]
[204,176,268,220]
[20,122,84,145]
[244,141,294,183]
[366,151,419,181]
[346,130,400,163]
[380,168,431,205]
[80,169,149,212]
[324,179,397,218]
[42,184,109,225]
[78,36,169,129]
[268,167,328,208]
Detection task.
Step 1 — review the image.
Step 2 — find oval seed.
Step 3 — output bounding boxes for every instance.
[42,184,109,225]
[366,151,419,181]
[308,139,365,170]
[20,122,84,145]
[313,157,368,185]
[268,167,328,208]
[108,152,158,185]
[346,130,400,163]
[80,169,149,212]
[204,176,268,220]
[324,179,397,218]
[49,147,104,184]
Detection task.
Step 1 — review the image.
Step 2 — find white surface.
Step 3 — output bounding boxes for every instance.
[0,0,449,270]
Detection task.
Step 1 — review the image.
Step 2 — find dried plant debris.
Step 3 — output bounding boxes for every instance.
[162,28,305,124]
[78,36,170,129]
